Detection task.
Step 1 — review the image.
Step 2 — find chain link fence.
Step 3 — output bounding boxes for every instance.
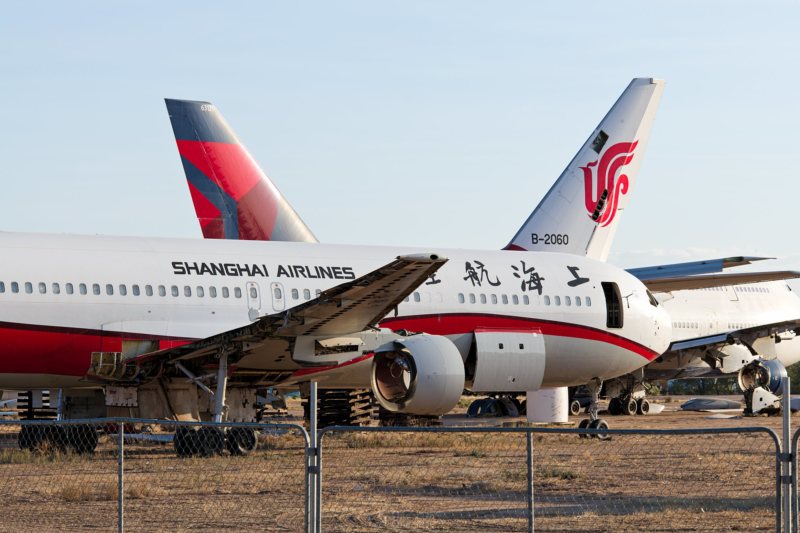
[0,419,309,533]
[0,419,787,532]
[318,426,782,532]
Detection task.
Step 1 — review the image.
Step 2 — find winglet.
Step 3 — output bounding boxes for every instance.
[165,99,318,243]
[504,78,665,260]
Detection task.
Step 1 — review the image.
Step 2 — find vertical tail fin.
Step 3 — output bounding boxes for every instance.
[504,78,664,260]
[165,99,318,243]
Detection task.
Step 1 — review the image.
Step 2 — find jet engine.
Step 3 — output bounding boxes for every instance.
[371,334,464,416]
[737,358,787,415]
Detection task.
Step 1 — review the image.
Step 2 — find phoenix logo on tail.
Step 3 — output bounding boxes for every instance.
[582,141,638,227]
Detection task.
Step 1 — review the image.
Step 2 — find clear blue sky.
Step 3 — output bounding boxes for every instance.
[1,2,798,271]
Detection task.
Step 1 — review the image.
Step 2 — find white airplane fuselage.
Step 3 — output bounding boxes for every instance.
[647,283,800,380]
[0,232,671,390]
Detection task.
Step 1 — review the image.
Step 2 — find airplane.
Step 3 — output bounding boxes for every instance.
[0,84,682,454]
[169,79,800,423]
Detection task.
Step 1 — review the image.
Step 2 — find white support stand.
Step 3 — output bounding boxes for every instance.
[213,353,228,424]
[526,387,568,423]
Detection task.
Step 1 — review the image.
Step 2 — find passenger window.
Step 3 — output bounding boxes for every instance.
[145,285,154,296]
[303,289,311,300]
[171,285,179,297]
[132,285,140,296]
[491,294,497,304]
[586,296,592,307]
[413,292,421,302]
[272,287,280,299]
[197,286,204,297]
[119,285,127,296]
[544,295,551,306]
[158,285,166,297]
[502,295,508,304]
[222,287,230,298]
[576,296,582,307]
[0,282,4,293]
[469,293,476,304]
[93,284,100,295]
[11,282,19,293]
[565,296,571,306]
[291,288,299,300]
[184,286,192,297]
[52,283,60,295]
[523,295,529,305]
[25,282,33,294]
[66,283,74,295]
[480,294,487,304]
[554,296,561,306]
[38,282,46,294]
[106,284,113,295]
[80,283,87,295]
[512,295,519,305]
[458,293,465,304]
[209,286,217,298]
[316,289,321,297]
[234,287,242,298]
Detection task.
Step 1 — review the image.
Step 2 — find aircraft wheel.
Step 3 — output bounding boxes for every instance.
[66,425,99,454]
[227,427,258,456]
[466,399,483,418]
[637,398,650,416]
[174,427,200,458]
[569,400,581,416]
[577,418,590,439]
[623,398,638,416]
[198,427,225,457]
[519,399,527,416]
[588,418,611,441]
[477,398,501,417]
[18,426,46,451]
[499,397,520,417]
[608,397,621,416]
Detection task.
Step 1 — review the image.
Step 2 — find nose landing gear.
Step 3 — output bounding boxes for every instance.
[579,379,610,440]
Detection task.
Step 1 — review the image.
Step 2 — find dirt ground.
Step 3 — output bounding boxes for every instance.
[0,396,792,532]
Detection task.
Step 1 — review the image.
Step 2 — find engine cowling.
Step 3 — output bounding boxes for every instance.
[738,358,787,395]
[371,334,464,416]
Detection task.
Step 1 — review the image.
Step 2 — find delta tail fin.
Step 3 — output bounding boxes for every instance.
[165,99,317,243]
[504,78,664,260]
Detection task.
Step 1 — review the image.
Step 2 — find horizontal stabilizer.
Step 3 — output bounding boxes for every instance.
[645,270,800,292]
[628,256,772,280]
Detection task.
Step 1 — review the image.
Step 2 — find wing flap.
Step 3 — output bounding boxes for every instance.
[628,256,771,280]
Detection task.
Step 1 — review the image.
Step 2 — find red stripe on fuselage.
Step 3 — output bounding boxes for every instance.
[381,313,659,361]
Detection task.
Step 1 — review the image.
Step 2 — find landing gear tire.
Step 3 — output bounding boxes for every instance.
[578,418,591,439]
[467,399,482,417]
[608,397,621,416]
[623,398,638,416]
[477,398,501,417]
[18,426,46,451]
[174,427,200,458]
[569,400,581,416]
[498,397,520,417]
[588,418,611,440]
[198,427,225,457]
[66,425,99,454]
[636,398,650,416]
[226,427,258,456]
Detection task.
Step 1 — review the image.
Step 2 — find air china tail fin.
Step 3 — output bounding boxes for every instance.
[504,78,664,261]
[165,99,317,243]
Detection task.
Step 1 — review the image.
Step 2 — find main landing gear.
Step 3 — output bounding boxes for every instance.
[173,426,258,457]
[578,379,610,440]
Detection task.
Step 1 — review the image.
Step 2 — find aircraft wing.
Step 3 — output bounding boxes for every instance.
[89,253,447,384]
[644,271,800,293]
[669,319,800,353]
[627,256,771,280]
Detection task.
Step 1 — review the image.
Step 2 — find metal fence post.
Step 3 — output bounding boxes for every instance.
[527,431,534,533]
[118,420,125,533]
[782,376,792,533]
[308,381,319,533]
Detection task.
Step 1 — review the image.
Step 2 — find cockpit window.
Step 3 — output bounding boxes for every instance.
[646,290,659,307]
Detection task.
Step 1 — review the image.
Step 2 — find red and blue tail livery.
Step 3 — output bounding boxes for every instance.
[165,99,317,243]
